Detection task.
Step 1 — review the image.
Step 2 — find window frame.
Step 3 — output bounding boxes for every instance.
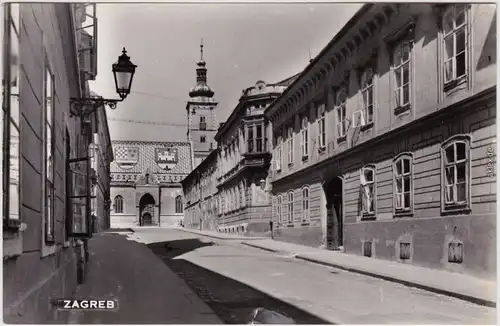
[393,153,414,217]
[276,194,282,225]
[335,87,348,142]
[287,190,294,224]
[200,135,206,143]
[317,104,326,149]
[275,135,282,172]
[114,195,124,214]
[175,195,183,214]
[360,164,376,217]
[302,186,310,222]
[43,61,56,244]
[392,39,414,114]
[441,134,471,214]
[360,68,375,128]
[300,115,309,160]
[3,3,22,230]
[442,4,469,91]
[287,125,294,165]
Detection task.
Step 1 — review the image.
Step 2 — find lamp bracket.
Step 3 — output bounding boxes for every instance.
[69,97,124,118]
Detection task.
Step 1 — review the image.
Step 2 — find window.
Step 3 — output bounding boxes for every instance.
[336,87,347,139]
[394,154,413,213]
[317,104,326,148]
[302,187,310,221]
[360,68,374,126]
[287,191,294,223]
[44,65,55,243]
[256,124,263,152]
[3,4,21,227]
[199,116,207,130]
[443,5,468,85]
[276,195,282,224]
[240,181,246,207]
[175,195,183,213]
[442,136,470,209]
[393,41,412,109]
[200,135,206,143]
[114,195,123,213]
[276,136,283,171]
[247,126,254,153]
[301,116,309,159]
[287,126,294,164]
[360,165,375,215]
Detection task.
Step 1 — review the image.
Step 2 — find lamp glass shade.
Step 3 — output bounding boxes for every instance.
[112,48,137,99]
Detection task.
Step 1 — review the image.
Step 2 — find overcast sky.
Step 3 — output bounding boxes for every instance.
[89,2,362,142]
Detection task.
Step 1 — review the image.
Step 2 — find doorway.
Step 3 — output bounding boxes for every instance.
[324,176,344,250]
[139,193,155,226]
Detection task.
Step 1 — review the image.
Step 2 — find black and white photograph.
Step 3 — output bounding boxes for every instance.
[1,1,497,324]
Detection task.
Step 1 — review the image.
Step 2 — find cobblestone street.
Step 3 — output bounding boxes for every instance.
[136,228,495,324]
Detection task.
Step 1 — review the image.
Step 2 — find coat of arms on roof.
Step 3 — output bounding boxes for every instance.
[115,146,139,169]
[155,147,178,171]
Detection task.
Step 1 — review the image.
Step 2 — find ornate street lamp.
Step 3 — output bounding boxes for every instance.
[69,47,137,117]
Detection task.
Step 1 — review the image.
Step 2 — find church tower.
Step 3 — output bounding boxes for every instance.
[186,40,218,169]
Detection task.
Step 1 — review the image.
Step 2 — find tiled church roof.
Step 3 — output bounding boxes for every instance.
[110,140,193,175]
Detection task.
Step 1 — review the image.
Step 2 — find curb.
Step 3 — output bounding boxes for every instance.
[242,242,282,253]
[177,228,267,241]
[240,242,496,308]
[295,255,496,308]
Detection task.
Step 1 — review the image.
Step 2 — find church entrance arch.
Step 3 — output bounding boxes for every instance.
[139,193,155,226]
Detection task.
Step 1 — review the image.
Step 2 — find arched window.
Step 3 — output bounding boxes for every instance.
[175,195,183,213]
[302,187,310,221]
[442,135,471,211]
[114,195,123,213]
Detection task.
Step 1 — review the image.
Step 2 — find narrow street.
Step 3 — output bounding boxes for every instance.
[71,228,495,324]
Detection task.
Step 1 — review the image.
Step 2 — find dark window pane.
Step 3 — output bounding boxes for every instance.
[456,142,466,160]
[445,145,455,164]
[456,52,466,78]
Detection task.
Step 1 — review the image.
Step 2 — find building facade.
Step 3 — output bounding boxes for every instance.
[110,141,192,228]
[182,149,219,230]
[265,3,496,278]
[89,93,114,233]
[214,79,297,235]
[2,3,112,322]
[187,43,218,168]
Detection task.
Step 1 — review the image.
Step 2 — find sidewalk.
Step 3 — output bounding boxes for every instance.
[179,228,496,307]
[69,233,222,324]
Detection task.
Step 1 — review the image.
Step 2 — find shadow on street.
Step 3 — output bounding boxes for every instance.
[147,239,332,325]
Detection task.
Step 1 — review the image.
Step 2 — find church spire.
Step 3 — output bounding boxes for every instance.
[189,38,214,98]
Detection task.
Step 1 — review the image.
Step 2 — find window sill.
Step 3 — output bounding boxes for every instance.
[360,122,374,132]
[302,155,309,162]
[394,210,413,218]
[442,203,471,215]
[337,136,347,144]
[361,213,376,221]
[288,162,294,168]
[301,221,310,226]
[286,223,294,227]
[394,103,411,115]
[443,76,467,93]
[318,146,326,154]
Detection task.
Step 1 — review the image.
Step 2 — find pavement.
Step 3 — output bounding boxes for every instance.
[67,232,222,324]
[128,228,496,325]
[176,227,497,308]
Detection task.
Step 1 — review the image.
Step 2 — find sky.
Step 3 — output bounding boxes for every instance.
[88,2,362,142]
